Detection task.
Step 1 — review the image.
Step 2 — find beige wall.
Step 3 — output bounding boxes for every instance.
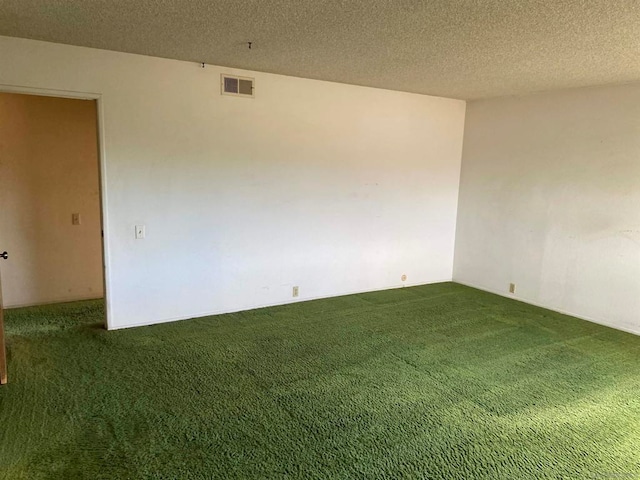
[454,82,640,334]
[0,93,104,308]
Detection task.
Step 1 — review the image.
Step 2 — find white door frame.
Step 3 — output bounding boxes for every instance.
[0,84,113,329]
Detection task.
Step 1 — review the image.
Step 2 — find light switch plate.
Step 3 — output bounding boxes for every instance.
[135,225,145,240]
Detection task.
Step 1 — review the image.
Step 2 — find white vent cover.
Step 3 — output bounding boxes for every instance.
[221,74,254,98]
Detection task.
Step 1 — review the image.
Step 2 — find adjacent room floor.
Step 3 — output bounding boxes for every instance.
[1,283,638,479]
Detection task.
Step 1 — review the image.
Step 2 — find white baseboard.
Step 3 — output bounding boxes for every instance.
[4,294,104,310]
[453,280,640,337]
[109,278,454,330]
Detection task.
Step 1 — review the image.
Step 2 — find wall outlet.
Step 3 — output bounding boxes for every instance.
[509,283,516,294]
[72,213,81,225]
[292,286,299,297]
[401,274,407,282]
[135,225,146,240]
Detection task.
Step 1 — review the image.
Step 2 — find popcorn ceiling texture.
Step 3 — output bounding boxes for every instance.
[0,0,639,99]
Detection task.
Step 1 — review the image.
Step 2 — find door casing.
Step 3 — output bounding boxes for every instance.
[0,84,113,334]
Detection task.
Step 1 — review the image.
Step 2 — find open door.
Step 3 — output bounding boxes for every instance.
[0,92,110,386]
[0,250,7,385]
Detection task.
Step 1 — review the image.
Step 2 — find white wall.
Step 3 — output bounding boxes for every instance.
[0,36,466,329]
[454,83,640,334]
[0,93,104,307]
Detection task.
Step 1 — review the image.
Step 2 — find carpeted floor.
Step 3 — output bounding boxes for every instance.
[0,283,639,479]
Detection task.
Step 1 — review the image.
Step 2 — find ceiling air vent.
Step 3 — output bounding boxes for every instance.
[221,74,254,98]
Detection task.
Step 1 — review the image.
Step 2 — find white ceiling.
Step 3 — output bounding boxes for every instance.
[1,0,639,99]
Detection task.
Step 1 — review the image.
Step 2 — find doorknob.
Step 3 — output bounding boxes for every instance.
[0,252,7,260]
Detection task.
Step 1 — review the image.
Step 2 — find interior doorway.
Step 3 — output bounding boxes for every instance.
[0,91,109,384]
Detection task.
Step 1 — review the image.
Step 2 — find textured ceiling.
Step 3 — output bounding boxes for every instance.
[1,0,639,99]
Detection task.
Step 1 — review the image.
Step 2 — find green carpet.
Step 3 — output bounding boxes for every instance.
[1,283,639,479]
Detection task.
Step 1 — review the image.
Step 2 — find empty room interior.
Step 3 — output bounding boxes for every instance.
[0,1,638,479]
